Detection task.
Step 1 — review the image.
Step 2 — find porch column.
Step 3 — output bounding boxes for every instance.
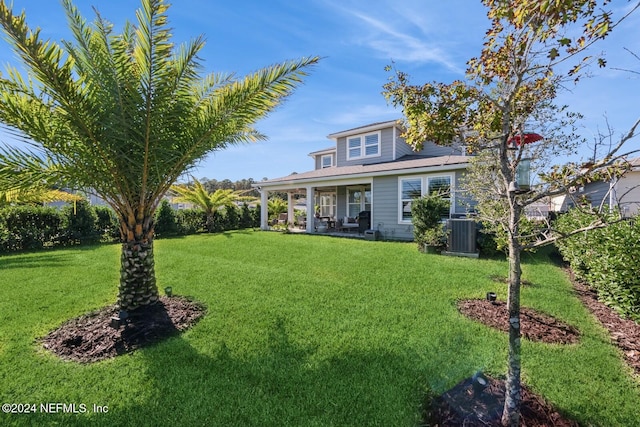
[287,191,295,226]
[306,186,315,233]
[260,187,269,230]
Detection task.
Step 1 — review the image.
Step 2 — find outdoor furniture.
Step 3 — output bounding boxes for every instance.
[338,217,359,232]
[296,215,307,229]
[276,213,288,225]
[314,217,328,232]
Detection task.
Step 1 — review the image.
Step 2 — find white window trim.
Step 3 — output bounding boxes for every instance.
[346,131,381,161]
[398,173,455,224]
[320,154,333,168]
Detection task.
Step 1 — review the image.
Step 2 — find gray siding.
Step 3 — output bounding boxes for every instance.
[393,135,415,159]
[372,175,414,240]
[579,181,610,210]
[371,170,471,241]
[395,136,464,159]
[314,153,335,170]
[336,128,395,166]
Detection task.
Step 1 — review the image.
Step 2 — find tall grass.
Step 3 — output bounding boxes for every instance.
[0,231,638,426]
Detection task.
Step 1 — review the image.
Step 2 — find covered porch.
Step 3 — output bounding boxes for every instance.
[255,177,374,235]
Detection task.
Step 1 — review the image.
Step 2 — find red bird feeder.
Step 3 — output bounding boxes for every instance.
[507,132,543,149]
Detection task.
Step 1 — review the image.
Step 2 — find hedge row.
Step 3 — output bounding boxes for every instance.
[554,209,640,322]
[0,200,261,253]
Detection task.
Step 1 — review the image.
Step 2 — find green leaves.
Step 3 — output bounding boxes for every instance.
[0,0,317,227]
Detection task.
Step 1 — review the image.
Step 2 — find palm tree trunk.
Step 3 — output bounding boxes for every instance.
[118,222,159,312]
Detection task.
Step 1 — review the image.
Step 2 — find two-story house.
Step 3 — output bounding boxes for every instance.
[254,120,472,240]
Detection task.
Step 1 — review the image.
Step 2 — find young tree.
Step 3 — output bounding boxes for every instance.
[170,178,256,232]
[0,0,317,312]
[385,1,639,425]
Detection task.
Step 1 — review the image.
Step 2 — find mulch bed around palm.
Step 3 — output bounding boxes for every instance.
[40,273,639,425]
[41,296,206,363]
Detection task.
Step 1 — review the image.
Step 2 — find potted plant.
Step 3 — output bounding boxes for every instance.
[419,225,446,254]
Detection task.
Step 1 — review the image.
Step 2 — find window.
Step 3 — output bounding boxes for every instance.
[399,175,452,223]
[400,178,422,222]
[321,154,333,168]
[317,192,336,218]
[347,187,372,217]
[346,132,380,160]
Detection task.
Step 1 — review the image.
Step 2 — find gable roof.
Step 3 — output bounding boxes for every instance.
[327,120,403,139]
[257,155,469,187]
[308,146,336,157]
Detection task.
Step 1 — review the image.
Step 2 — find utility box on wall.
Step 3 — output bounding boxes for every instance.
[364,230,379,241]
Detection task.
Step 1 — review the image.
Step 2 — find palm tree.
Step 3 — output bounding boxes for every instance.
[0,0,318,312]
[170,178,256,231]
[0,186,83,206]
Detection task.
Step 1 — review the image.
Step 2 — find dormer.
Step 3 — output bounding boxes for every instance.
[328,120,400,167]
[309,147,336,170]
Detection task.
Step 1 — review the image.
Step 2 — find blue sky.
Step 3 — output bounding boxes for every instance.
[1,0,639,182]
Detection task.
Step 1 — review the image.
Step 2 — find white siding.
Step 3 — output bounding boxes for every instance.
[617,171,640,216]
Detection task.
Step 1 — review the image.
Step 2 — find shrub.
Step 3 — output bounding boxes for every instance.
[94,206,120,242]
[61,200,99,244]
[239,203,253,229]
[411,194,449,249]
[0,205,63,252]
[154,200,178,238]
[176,209,206,235]
[223,205,240,231]
[555,209,640,321]
[251,204,261,228]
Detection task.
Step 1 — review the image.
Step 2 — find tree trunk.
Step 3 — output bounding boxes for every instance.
[502,208,523,427]
[118,220,159,312]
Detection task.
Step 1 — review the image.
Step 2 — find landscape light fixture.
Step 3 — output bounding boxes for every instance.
[486,292,497,302]
[164,286,173,297]
[472,371,489,394]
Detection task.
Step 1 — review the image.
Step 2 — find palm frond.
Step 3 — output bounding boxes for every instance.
[0,143,59,190]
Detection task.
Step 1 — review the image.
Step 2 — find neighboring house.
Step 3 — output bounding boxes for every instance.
[552,157,640,217]
[253,120,473,240]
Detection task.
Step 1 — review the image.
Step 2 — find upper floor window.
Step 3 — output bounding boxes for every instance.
[347,132,380,160]
[321,154,333,168]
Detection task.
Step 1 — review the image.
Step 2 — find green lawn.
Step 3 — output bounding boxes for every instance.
[0,231,638,426]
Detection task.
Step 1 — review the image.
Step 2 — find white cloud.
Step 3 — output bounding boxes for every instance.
[345,9,464,73]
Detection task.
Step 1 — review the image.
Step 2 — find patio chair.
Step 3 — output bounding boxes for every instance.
[276,213,288,225]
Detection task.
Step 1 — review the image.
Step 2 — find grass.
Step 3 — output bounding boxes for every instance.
[0,230,639,426]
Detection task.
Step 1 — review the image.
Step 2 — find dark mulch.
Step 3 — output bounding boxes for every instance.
[423,375,578,427]
[572,279,640,375]
[428,275,640,426]
[39,270,639,426]
[41,296,206,363]
[457,299,580,344]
